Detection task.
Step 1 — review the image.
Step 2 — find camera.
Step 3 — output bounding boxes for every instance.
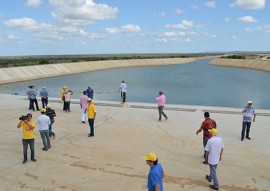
[19,115,28,121]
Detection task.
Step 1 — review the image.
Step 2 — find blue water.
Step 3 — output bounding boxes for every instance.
[2,58,270,109]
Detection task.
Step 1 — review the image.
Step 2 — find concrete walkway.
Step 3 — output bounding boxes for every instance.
[0,94,269,191]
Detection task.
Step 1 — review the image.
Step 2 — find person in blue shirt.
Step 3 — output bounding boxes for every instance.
[40,87,48,108]
[86,86,94,99]
[143,153,164,191]
[241,101,256,141]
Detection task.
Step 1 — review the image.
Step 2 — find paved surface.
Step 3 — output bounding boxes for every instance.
[0,94,270,191]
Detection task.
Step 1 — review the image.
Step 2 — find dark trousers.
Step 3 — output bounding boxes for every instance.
[30,98,39,111]
[28,98,33,109]
[242,122,251,139]
[49,121,55,137]
[41,97,48,108]
[203,138,209,161]
[121,92,126,103]
[88,118,94,136]
[64,101,70,111]
[158,106,167,120]
[22,139,35,161]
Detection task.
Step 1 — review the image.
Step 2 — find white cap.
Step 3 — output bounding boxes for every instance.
[248,101,252,104]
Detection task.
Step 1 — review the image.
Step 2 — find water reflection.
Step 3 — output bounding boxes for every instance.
[2,58,270,109]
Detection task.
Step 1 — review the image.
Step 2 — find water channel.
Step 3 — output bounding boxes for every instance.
[2,58,270,109]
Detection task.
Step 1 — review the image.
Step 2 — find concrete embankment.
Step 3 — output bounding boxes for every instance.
[210,58,270,72]
[0,58,195,85]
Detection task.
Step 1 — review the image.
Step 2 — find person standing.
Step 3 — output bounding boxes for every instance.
[45,104,56,139]
[86,98,96,137]
[28,86,40,111]
[86,86,94,99]
[17,113,37,164]
[26,86,33,110]
[118,80,127,103]
[241,101,256,141]
[143,152,164,191]
[64,89,73,112]
[40,87,48,108]
[205,128,224,191]
[196,112,217,164]
[37,108,51,151]
[156,91,168,121]
[61,86,67,111]
[80,91,89,123]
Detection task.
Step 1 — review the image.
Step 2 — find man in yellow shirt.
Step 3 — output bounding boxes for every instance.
[86,98,96,137]
[17,113,37,164]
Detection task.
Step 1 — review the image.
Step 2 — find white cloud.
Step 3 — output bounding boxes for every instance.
[4,17,102,40]
[49,0,118,26]
[165,20,203,30]
[237,16,258,23]
[163,32,186,37]
[26,0,42,8]
[171,38,192,42]
[204,1,216,8]
[174,8,184,14]
[154,38,168,43]
[225,18,231,22]
[245,25,270,33]
[230,0,266,10]
[105,24,141,34]
[192,4,199,10]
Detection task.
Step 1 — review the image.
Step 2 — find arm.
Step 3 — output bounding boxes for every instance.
[23,121,35,130]
[205,151,209,161]
[253,113,256,122]
[219,148,224,161]
[154,184,160,191]
[17,121,23,128]
[93,112,96,120]
[196,127,203,135]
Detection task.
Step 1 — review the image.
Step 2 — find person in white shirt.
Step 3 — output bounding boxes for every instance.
[205,128,224,191]
[118,80,127,103]
[64,89,73,112]
[37,108,51,151]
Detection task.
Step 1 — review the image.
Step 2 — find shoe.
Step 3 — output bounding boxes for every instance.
[209,185,219,190]
[203,161,209,164]
[88,134,94,137]
[246,137,251,140]
[37,109,40,111]
[48,146,51,149]
[23,160,27,164]
[165,117,168,120]
[42,148,48,151]
[31,159,37,162]
[82,121,86,123]
[158,119,161,122]
[241,138,244,141]
[205,175,211,182]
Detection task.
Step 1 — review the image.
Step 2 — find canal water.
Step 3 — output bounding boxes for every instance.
[2,58,270,109]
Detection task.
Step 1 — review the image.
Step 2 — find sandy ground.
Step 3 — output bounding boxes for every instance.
[0,94,270,191]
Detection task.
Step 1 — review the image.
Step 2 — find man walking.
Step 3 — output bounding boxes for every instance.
[80,91,89,123]
[37,108,51,151]
[156,91,168,121]
[118,80,127,103]
[45,104,56,139]
[241,101,256,141]
[40,87,48,108]
[196,112,217,164]
[86,98,96,137]
[143,152,164,191]
[17,113,37,164]
[205,128,224,190]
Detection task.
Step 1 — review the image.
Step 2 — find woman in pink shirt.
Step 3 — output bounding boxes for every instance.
[156,91,168,121]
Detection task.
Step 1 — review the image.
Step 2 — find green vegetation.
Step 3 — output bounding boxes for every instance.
[221,55,246,59]
[0,53,220,68]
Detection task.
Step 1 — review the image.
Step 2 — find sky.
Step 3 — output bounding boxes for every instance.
[0,0,269,56]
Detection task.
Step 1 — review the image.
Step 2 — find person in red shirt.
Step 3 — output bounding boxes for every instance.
[196,112,217,164]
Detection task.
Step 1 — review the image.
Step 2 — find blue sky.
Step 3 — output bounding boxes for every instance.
[0,0,269,56]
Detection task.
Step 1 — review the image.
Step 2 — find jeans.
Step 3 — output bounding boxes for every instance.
[22,139,35,160]
[242,122,251,139]
[82,109,88,122]
[64,101,70,111]
[39,130,51,149]
[208,164,219,188]
[203,138,209,161]
[158,106,167,120]
[41,97,48,108]
[121,92,126,103]
[49,121,55,137]
[88,118,94,136]
[30,98,39,111]
[28,98,33,109]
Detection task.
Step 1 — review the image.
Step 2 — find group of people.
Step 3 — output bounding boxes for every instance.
[22,82,256,191]
[144,101,256,191]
